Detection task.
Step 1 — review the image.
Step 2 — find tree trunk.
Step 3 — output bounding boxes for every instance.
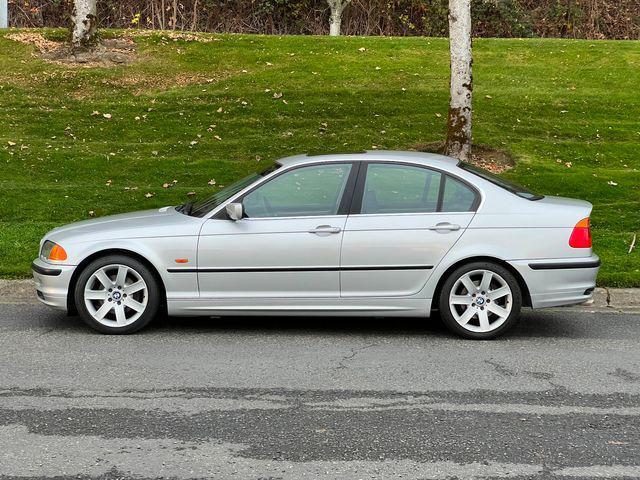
[328,0,350,36]
[171,0,178,29]
[444,0,473,162]
[191,0,199,31]
[329,4,342,36]
[71,0,97,50]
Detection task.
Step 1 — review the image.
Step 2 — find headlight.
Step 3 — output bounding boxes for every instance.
[41,240,68,261]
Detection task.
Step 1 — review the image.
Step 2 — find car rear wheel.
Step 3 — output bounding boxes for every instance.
[74,255,160,334]
[438,261,522,339]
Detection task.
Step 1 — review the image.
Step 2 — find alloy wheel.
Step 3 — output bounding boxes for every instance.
[83,264,148,327]
[448,269,513,333]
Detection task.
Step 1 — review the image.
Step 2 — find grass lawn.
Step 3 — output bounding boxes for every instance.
[0,30,638,285]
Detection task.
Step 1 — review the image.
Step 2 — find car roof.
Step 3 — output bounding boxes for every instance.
[276,150,460,170]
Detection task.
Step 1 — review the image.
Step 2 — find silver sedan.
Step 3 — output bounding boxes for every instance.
[32,151,599,339]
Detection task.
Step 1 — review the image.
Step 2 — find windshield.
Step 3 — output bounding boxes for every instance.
[183,164,280,217]
[460,163,544,201]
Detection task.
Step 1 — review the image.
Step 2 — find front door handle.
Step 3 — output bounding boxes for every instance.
[428,222,461,232]
[309,225,342,235]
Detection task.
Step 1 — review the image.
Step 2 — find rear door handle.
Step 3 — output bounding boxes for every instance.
[428,222,461,232]
[309,225,342,235]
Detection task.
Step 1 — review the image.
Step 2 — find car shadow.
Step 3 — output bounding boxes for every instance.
[144,309,608,340]
[28,304,626,341]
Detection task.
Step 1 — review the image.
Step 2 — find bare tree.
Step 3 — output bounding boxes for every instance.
[327,0,351,36]
[71,0,98,50]
[444,0,473,161]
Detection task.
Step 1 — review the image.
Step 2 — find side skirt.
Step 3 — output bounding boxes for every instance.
[167,297,431,317]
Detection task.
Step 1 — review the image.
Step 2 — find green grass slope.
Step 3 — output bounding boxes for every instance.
[0,30,638,285]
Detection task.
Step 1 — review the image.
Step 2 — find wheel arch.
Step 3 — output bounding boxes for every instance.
[430,255,532,314]
[67,248,167,315]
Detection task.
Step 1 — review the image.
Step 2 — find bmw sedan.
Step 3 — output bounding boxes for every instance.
[32,151,599,339]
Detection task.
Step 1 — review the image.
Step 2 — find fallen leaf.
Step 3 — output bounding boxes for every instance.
[190,140,198,146]
[88,210,95,217]
[435,113,442,118]
[102,113,112,119]
[7,141,16,146]
[273,92,283,99]
[162,182,171,189]
[607,180,618,186]
[144,192,154,198]
[91,110,100,116]
[216,107,223,113]
[358,47,366,52]
[485,95,493,99]
[187,191,196,196]
[208,179,216,186]
[213,135,222,141]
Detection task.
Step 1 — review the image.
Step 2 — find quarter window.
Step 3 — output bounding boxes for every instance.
[361,163,442,214]
[441,175,477,212]
[243,163,352,218]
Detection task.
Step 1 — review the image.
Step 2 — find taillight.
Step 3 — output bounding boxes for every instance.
[569,218,591,248]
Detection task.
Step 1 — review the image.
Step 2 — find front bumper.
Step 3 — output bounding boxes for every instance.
[32,258,76,311]
[508,254,600,309]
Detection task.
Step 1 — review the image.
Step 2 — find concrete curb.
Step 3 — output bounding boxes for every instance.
[1,279,639,314]
[0,279,36,304]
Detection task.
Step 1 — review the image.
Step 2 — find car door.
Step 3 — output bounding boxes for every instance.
[197,162,357,299]
[340,162,479,297]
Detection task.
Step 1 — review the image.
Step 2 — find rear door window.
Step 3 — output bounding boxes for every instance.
[360,163,442,214]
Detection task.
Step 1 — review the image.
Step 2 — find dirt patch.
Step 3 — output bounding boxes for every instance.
[6,32,137,67]
[413,142,515,173]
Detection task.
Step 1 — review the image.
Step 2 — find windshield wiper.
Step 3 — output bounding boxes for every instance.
[177,202,194,215]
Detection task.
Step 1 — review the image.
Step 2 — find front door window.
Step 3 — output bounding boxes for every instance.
[243,163,353,218]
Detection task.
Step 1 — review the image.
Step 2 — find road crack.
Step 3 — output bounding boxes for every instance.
[334,343,378,370]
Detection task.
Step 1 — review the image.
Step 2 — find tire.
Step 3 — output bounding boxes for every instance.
[74,255,161,334]
[438,261,522,340]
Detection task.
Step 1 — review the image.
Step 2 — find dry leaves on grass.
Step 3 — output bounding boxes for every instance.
[133,30,221,43]
[6,32,59,53]
[6,33,138,68]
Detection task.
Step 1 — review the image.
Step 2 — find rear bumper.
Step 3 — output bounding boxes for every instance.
[508,255,600,309]
[32,258,75,311]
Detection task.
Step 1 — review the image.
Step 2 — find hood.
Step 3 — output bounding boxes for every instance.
[46,206,199,243]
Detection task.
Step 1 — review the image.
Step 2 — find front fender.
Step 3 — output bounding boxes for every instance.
[66,236,199,301]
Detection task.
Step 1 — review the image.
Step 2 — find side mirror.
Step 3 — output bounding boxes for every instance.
[226,202,243,221]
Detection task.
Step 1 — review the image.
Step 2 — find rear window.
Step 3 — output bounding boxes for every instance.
[460,163,544,201]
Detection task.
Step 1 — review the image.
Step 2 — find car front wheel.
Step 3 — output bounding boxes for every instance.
[74,255,160,334]
[438,261,522,339]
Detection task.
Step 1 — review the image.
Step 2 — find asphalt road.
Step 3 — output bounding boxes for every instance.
[1,300,639,479]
